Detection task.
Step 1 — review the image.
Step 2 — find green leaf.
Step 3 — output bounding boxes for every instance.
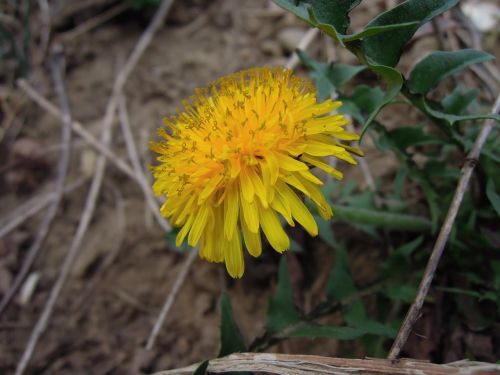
[332,205,432,232]
[408,49,494,94]
[315,215,337,248]
[342,21,419,42]
[297,49,365,101]
[414,94,500,126]
[272,0,362,36]
[360,63,403,135]
[386,284,417,303]
[340,85,385,121]
[345,316,397,337]
[442,86,479,115]
[486,179,500,217]
[266,257,301,332]
[361,0,459,67]
[385,127,444,150]
[219,293,246,357]
[193,360,209,375]
[290,323,364,340]
[326,245,357,300]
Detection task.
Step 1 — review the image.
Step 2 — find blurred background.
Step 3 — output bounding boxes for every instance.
[0,0,499,373]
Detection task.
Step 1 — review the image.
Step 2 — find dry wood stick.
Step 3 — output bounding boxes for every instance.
[388,94,500,360]
[285,28,319,70]
[16,1,176,372]
[0,178,86,239]
[145,248,198,350]
[17,78,137,180]
[118,95,171,232]
[154,353,500,375]
[0,47,73,317]
[14,55,115,375]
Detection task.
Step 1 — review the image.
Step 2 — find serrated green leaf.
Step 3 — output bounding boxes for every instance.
[385,127,445,150]
[486,179,500,217]
[340,85,385,121]
[342,21,419,42]
[266,257,301,333]
[414,94,500,126]
[290,323,364,340]
[315,215,337,248]
[332,205,432,232]
[219,293,246,357]
[297,49,365,101]
[386,284,417,303]
[272,0,362,37]
[361,0,459,67]
[360,63,403,135]
[442,86,479,115]
[326,245,357,300]
[408,49,494,94]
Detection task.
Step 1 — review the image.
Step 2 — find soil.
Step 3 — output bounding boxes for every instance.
[0,0,497,373]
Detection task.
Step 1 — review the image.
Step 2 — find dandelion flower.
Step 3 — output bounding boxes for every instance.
[151,67,361,278]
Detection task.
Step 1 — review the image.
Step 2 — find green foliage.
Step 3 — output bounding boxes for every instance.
[219,293,246,357]
[266,258,301,332]
[408,50,494,94]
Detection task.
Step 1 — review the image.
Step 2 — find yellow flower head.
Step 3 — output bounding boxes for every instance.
[151,67,361,278]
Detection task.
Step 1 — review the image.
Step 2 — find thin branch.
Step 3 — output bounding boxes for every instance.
[0,178,86,239]
[0,46,73,317]
[145,249,198,350]
[14,59,114,375]
[59,1,129,41]
[16,78,137,180]
[285,28,319,70]
[15,1,176,371]
[153,353,500,375]
[388,94,500,360]
[118,95,171,232]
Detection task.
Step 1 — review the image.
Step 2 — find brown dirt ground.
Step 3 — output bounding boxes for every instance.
[0,0,497,373]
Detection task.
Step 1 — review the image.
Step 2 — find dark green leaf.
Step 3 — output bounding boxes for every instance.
[266,257,301,332]
[386,284,417,303]
[272,0,362,36]
[385,127,444,150]
[332,205,432,232]
[486,179,500,217]
[415,94,500,126]
[408,49,494,94]
[193,360,209,375]
[342,21,419,42]
[326,245,357,300]
[219,293,246,357]
[360,64,403,135]
[442,86,479,115]
[290,323,364,340]
[340,85,385,117]
[344,316,398,337]
[361,0,459,67]
[315,215,337,248]
[298,49,365,101]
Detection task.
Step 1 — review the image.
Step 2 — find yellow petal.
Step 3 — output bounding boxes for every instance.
[224,185,239,240]
[176,214,195,247]
[188,204,210,246]
[278,182,318,236]
[300,154,344,180]
[242,223,262,257]
[247,167,267,207]
[241,195,260,233]
[240,167,255,202]
[270,192,294,226]
[259,205,289,253]
[224,232,244,278]
[275,152,308,171]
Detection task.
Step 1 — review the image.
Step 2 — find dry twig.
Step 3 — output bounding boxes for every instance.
[118,95,171,232]
[16,1,177,372]
[0,178,86,239]
[388,94,500,359]
[0,47,73,317]
[154,353,500,375]
[285,28,319,70]
[145,248,198,350]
